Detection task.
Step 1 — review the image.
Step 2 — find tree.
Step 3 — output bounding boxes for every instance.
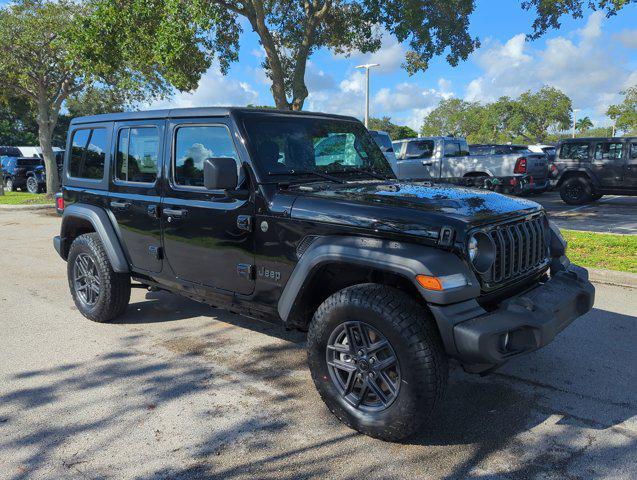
[0,97,39,145]
[83,0,480,111]
[0,0,203,194]
[368,117,417,140]
[575,116,594,132]
[607,85,637,134]
[510,87,572,143]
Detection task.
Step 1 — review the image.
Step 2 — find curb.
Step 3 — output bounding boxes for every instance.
[588,268,637,289]
[0,204,55,211]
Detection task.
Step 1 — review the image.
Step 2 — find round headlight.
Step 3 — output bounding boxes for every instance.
[468,232,496,273]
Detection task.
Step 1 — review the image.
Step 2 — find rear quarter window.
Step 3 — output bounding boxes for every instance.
[69,128,107,179]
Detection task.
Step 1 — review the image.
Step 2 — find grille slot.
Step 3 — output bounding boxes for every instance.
[483,215,548,287]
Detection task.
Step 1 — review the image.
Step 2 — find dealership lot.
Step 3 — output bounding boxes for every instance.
[533,192,637,234]
[0,209,635,479]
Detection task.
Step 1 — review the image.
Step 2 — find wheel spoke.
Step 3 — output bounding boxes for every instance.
[366,377,389,405]
[376,355,397,371]
[327,343,350,354]
[343,371,356,396]
[380,371,398,396]
[328,359,356,373]
[368,339,388,355]
[344,324,360,352]
[354,382,369,408]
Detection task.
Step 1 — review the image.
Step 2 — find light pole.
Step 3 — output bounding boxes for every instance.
[355,63,379,128]
[572,108,580,138]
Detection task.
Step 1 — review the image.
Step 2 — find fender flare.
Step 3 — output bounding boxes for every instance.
[60,204,129,272]
[277,236,481,322]
[556,168,596,187]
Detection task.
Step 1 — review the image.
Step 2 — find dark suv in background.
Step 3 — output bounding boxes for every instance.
[1,156,44,192]
[554,137,637,204]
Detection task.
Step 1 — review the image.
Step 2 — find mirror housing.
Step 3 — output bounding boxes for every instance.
[203,157,238,191]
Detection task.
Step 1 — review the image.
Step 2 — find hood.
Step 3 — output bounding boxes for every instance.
[288,181,542,239]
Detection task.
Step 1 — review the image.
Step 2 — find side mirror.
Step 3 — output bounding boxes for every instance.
[203,157,238,191]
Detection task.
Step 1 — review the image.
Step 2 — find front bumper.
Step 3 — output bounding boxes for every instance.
[430,263,594,372]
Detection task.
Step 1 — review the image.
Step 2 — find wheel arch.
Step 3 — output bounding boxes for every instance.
[556,169,594,188]
[60,204,129,272]
[278,236,480,330]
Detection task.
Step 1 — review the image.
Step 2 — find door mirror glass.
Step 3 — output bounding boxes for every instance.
[203,157,238,190]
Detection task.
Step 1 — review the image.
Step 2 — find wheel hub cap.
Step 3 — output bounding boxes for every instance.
[73,253,100,307]
[326,321,401,412]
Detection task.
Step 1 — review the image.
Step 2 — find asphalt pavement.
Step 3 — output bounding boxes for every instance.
[0,209,635,479]
[531,192,637,234]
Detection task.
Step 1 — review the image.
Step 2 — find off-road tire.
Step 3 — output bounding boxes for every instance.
[67,233,131,323]
[560,176,593,205]
[26,176,40,194]
[307,284,448,442]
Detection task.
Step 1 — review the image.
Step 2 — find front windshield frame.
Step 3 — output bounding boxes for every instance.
[238,113,396,183]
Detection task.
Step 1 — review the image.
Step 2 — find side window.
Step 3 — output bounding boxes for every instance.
[174,125,239,188]
[631,143,637,159]
[443,140,459,157]
[406,140,434,158]
[116,127,160,183]
[594,142,623,161]
[559,142,590,160]
[457,140,470,156]
[69,128,107,179]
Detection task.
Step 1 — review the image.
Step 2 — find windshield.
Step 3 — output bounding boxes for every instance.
[370,131,394,152]
[241,114,395,181]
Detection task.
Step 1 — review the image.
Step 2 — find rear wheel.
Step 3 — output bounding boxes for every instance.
[67,233,131,323]
[560,176,593,205]
[307,284,448,441]
[26,176,40,194]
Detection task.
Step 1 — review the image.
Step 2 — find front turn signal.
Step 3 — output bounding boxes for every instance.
[416,275,443,291]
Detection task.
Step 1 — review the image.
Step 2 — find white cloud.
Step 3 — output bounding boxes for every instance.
[616,29,637,49]
[148,62,260,109]
[464,12,635,121]
[337,30,407,74]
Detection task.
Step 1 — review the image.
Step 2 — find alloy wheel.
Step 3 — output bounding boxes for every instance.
[326,321,401,412]
[73,253,101,307]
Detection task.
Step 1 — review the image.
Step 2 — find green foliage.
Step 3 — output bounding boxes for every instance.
[522,1,637,40]
[0,98,38,145]
[65,86,128,118]
[607,85,637,133]
[368,117,417,140]
[421,87,572,144]
[575,116,594,132]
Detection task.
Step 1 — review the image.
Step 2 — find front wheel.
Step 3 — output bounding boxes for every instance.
[307,284,448,441]
[26,176,40,194]
[67,233,131,323]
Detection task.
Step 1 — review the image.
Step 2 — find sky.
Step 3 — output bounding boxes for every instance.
[147,1,637,131]
[3,0,635,130]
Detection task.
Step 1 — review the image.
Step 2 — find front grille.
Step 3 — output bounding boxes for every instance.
[480,214,549,288]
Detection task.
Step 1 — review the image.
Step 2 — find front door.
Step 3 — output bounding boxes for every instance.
[160,119,255,295]
[625,142,637,188]
[397,139,437,179]
[108,121,164,273]
[591,141,625,187]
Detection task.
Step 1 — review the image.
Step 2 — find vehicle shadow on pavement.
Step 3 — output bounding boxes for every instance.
[1,299,634,479]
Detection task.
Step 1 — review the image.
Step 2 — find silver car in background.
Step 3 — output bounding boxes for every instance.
[392,137,549,194]
[369,130,398,174]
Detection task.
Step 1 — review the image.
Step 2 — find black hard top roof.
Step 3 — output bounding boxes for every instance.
[560,136,637,142]
[70,107,360,126]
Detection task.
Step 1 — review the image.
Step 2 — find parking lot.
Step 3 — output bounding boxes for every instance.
[0,209,635,479]
[533,192,637,235]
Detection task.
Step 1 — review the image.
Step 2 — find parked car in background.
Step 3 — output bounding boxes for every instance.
[392,137,549,195]
[369,130,398,174]
[1,156,43,192]
[527,144,556,160]
[554,137,637,204]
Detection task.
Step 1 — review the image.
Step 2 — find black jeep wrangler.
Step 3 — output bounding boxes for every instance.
[54,108,594,441]
[555,137,637,204]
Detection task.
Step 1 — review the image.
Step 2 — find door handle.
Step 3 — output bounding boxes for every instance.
[163,208,188,218]
[110,201,131,210]
[422,161,434,166]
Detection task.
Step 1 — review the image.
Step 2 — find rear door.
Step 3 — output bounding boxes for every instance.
[625,142,637,187]
[591,140,625,187]
[108,120,164,273]
[160,118,255,295]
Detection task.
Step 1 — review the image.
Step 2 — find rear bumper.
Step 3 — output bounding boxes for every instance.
[430,264,594,372]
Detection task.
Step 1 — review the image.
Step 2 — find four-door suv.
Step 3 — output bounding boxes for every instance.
[1,156,43,192]
[53,108,594,441]
[555,137,637,204]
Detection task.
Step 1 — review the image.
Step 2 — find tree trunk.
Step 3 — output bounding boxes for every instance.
[36,94,60,195]
[0,162,4,196]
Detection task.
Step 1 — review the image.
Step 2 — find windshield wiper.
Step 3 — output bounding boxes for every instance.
[327,168,388,180]
[267,169,345,184]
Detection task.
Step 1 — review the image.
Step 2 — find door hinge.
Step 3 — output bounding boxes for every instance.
[237,263,255,280]
[237,215,253,232]
[148,245,163,260]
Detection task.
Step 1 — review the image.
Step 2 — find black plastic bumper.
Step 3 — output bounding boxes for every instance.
[429,264,594,371]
